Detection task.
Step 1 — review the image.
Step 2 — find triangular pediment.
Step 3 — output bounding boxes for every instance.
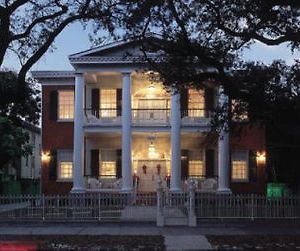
[69,39,145,58]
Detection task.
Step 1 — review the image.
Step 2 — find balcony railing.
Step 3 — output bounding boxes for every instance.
[132,108,170,124]
[84,108,211,125]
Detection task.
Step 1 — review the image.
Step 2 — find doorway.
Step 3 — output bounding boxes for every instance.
[136,160,167,192]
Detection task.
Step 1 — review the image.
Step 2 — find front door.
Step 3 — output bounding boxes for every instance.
[137,160,167,192]
[137,99,168,123]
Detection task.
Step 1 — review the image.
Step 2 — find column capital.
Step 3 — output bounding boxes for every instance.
[121,71,131,76]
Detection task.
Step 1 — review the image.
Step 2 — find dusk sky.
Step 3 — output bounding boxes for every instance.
[2,22,300,73]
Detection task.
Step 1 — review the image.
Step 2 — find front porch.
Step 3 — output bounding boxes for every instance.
[77,132,219,193]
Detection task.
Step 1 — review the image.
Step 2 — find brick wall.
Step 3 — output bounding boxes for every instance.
[42,85,74,195]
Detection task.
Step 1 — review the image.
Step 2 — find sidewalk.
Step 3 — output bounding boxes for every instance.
[0,220,299,250]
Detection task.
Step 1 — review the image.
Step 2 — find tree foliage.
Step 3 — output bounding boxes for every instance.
[0,0,120,84]
[0,71,40,168]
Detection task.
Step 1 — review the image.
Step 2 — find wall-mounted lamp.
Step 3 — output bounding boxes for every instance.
[41,151,51,164]
[256,151,266,165]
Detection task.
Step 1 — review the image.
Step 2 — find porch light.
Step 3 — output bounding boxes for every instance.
[41,151,51,164]
[256,151,266,165]
[148,135,158,159]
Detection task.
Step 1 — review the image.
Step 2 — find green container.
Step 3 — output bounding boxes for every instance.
[267,183,290,198]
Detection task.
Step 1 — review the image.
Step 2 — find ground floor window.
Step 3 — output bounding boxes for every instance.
[57,150,73,180]
[188,160,204,177]
[188,150,205,177]
[100,150,116,177]
[231,150,249,182]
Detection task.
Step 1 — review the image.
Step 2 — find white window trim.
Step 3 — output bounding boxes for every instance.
[57,90,74,122]
[231,150,249,183]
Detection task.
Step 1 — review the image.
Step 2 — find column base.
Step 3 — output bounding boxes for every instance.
[70,187,86,194]
[217,187,232,194]
[169,187,182,192]
[121,187,133,192]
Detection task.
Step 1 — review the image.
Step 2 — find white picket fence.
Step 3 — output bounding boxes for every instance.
[0,191,299,225]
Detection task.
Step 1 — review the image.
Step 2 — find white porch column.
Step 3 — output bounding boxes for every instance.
[217,86,231,193]
[170,90,181,192]
[121,72,132,191]
[71,73,85,193]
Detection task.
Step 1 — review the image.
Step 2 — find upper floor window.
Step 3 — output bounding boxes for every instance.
[188,89,205,117]
[58,91,74,120]
[100,89,117,117]
[231,99,248,122]
[231,150,248,182]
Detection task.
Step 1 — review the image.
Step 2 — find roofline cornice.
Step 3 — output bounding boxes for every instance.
[31,71,75,79]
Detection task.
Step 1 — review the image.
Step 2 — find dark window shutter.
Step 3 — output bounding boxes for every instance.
[180,89,189,118]
[49,149,57,180]
[205,88,214,117]
[117,89,122,116]
[91,149,99,178]
[116,149,122,178]
[91,89,99,118]
[49,91,58,121]
[249,150,257,182]
[181,150,189,179]
[205,149,215,178]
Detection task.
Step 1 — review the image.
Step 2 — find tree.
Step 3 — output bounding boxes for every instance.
[0,71,39,169]
[117,0,300,191]
[0,0,120,84]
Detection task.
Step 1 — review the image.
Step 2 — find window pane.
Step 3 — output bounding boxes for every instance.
[59,91,74,119]
[188,89,204,117]
[231,150,248,181]
[100,161,116,177]
[100,89,117,117]
[100,150,116,177]
[60,162,73,179]
[189,160,205,177]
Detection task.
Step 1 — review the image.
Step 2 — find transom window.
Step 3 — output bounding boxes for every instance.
[58,91,74,120]
[100,150,117,177]
[188,89,205,117]
[57,150,73,180]
[100,89,117,117]
[231,150,248,181]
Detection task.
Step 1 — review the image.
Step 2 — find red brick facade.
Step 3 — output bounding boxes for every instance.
[42,85,74,194]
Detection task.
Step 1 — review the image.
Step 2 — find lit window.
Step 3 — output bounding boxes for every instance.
[58,91,74,120]
[57,150,73,180]
[189,160,205,177]
[60,162,73,179]
[100,150,116,177]
[231,99,248,121]
[100,161,116,177]
[100,89,117,117]
[231,150,248,181]
[188,89,205,117]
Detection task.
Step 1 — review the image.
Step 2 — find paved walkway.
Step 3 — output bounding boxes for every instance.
[0,221,299,250]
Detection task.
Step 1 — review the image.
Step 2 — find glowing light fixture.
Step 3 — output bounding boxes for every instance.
[256,151,266,165]
[41,151,51,163]
[148,135,158,159]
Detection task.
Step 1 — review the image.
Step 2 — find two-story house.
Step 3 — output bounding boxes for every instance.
[33,39,266,195]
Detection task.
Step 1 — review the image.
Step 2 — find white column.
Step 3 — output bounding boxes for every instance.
[217,86,231,193]
[170,90,181,192]
[71,73,85,193]
[121,72,132,191]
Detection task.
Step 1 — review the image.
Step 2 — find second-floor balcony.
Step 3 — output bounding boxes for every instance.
[84,108,211,126]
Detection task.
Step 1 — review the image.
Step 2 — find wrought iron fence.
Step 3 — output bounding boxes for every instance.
[194,193,300,219]
[0,192,299,223]
[0,193,156,222]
